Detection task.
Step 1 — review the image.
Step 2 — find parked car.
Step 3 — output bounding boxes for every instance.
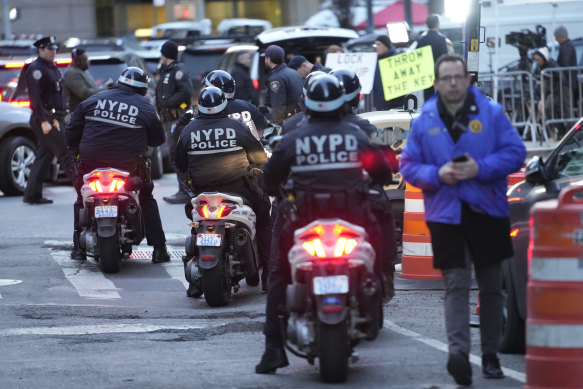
[217,25,359,106]
[502,116,583,354]
[0,102,60,195]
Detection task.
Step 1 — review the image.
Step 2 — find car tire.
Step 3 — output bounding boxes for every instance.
[500,261,526,354]
[0,135,36,196]
[150,147,163,180]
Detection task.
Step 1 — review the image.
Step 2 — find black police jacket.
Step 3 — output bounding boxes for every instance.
[343,112,377,137]
[231,62,258,105]
[65,84,166,166]
[155,61,192,110]
[265,63,303,124]
[281,111,307,135]
[263,117,392,196]
[26,57,66,122]
[416,30,448,64]
[228,98,269,139]
[175,114,267,186]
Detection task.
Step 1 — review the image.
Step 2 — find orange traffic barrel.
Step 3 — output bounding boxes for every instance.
[526,185,583,389]
[401,182,442,280]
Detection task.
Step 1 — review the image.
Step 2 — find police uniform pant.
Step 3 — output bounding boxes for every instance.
[442,253,503,357]
[369,188,397,277]
[263,204,383,340]
[163,120,186,192]
[74,162,166,248]
[24,115,76,201]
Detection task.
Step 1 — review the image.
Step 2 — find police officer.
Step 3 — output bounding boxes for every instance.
[262,45,303,125]
[156,40,193,205]
[280,71,328,135]
[65,67,171,264]
[255,75,393,374]
[331,68,398,300]
[203,70,270,139]
[175,87,272,293]
[23,36,77,204]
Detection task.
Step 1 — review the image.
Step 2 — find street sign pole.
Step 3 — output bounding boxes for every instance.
[464,0,481,83]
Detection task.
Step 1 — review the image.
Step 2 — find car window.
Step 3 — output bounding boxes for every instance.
[181,51,223,82]
[553,129,583,177]
[87,63,126,86]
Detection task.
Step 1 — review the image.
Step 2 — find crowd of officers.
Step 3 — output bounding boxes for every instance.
[22,27,517,386]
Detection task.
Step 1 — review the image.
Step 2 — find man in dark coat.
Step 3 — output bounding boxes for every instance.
[416,14,449,102]
[231,50,258,105]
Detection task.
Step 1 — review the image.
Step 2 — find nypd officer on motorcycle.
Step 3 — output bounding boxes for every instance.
[174,86,273,293]
[65,66,171,264]
[255,74,393,374]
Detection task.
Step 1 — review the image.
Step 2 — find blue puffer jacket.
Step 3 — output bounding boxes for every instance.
[400,86,526,223]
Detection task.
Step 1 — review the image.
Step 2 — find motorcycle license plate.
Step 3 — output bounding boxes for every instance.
[313,275,349,295]
[197,233,222,247]
[94,205,118,218]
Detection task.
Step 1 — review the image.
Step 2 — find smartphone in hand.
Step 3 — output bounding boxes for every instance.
[452,154,468,163]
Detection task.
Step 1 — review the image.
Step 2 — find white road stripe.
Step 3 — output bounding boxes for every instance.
[383,319,526,383]
[0,280,23,299]
[0,321,246,336]
[50,249,122,300]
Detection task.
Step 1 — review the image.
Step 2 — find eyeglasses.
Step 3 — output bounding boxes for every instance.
[438,74,466,83]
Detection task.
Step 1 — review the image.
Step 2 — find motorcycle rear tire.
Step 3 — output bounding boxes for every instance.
[98,236,122,274]
[318,320,349,383]
[202,259,231,307]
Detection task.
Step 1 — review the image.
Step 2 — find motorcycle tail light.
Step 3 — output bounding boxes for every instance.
[216,204,236,218]
[196,204,209,218]
[88,178,125,193]
[302,238,326,258]
[510,227,519,238]
[333,237,358,257]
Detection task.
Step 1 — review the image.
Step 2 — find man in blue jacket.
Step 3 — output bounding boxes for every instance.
[400,55,526,387]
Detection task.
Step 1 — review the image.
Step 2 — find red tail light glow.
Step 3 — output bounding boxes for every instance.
[196,204,209,218]
[88,178,125,193]
[216,204,236,218]
[10,100,31,107]
[302,239,326,258]
[333,237,358,257]
[510,228,519,238]
[5,62,25,69]
[56,58,72,66]
[252,79,259,89]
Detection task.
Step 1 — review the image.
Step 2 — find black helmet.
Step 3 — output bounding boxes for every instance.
[198,86,228,115]
[204,70,235,99]
[304,74,345,113]
[302,70,327,96]
[330,68,361,103]
[118,66,149,95]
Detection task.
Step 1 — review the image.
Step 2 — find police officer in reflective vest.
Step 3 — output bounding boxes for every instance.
[175,87,273,294]
[203,70,270,139]
[156,40,193,205]
[255,75,393,374]
[262,45,303,125]
[65,67,170,264]
[23,36,77,204]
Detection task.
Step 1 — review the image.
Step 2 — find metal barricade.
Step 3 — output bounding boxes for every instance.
[540,65,583,138]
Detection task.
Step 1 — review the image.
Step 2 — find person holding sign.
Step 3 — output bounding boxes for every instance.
[400,55,526,386]
[372,35,405,111]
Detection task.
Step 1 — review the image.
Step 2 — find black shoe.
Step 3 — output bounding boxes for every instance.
[261,272,268,293]
[447,352,472,386]
[186,279,203,298]
[163,191,189,204]
[23,197,53,205]
[71,247,87,261]
[255,337,289,374]
[482,353,504,379]
[152,245,171,263]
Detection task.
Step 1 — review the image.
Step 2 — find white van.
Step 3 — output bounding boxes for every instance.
[439,1,583,72]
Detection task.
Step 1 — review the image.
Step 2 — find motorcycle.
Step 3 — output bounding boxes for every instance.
[283,217,383,383]
[77,168,145,273]
[183,192,260,307]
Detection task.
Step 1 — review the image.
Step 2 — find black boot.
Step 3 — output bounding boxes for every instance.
[261,269,268,293]
[71,231,86,261]
[482,353,504,379]
[163,191,189,204]
[447,352,472,386]
[382,270,395,303]
[255,336,289,374]
[152,244,171,263]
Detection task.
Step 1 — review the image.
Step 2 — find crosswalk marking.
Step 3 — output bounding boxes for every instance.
[47,241,189,300]
[0,280,23,299]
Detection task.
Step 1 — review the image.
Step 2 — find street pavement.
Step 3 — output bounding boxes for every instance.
[0,174,526,388]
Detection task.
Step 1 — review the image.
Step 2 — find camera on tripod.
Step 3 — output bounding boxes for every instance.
[505,25,546,49]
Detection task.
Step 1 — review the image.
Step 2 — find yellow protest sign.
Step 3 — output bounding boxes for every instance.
[378,46,434,101]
